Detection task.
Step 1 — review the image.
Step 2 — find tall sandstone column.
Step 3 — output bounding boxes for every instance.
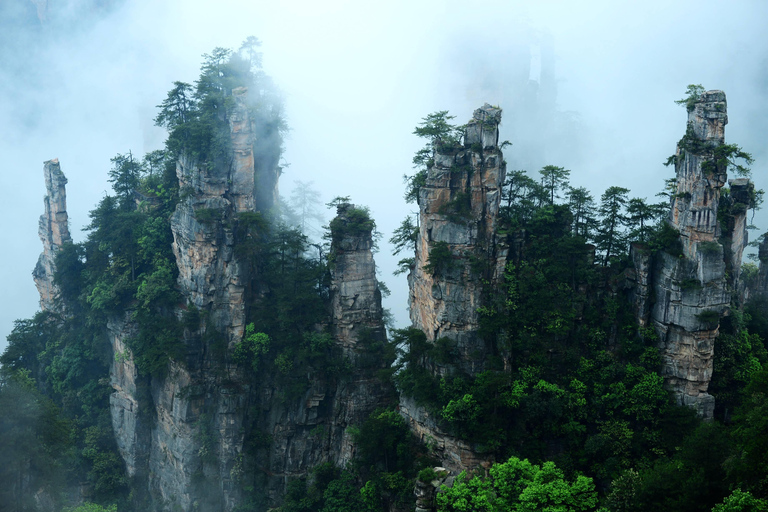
[649,90,751,418]
[401,104,507,472]
[33,158,71,312]
[328,203,390,466]
[408,104,508,375]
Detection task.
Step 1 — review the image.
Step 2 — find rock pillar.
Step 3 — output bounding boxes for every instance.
[33,158,71,311]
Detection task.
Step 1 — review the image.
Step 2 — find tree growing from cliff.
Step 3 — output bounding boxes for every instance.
[404,111,463,204]
[675,84,705,111]
[154,81,193,131]
[626,197,667,243]
[390,215,418,275]
[500,169,546,228]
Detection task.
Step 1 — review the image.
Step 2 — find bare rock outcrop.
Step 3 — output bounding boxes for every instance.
[106,87,280,511]
[402,104,508,473]
[327,203,391,465]
[408,104,508,374]
[33,158,71,311]
[105,89,393,511]
[647,91,752,418]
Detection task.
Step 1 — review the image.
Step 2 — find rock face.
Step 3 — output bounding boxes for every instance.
[327,203,390,465]
[107,87,281,510]
[33,158,71,312]
[408,104,507,372]
[639,91,752,418]
[102,89,391,510]
[402,104,507,473]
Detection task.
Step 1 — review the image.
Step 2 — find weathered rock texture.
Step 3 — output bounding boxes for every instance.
[635,91,752,418]
[100,88,392,511]
[327,203,390,465]
[402,104,507,473]
[413,467,451,512]
[106,87,283,511]
[33,158,71,312]
[408,104,508,372]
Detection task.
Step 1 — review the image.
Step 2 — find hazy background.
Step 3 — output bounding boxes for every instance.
[2,0,767,352]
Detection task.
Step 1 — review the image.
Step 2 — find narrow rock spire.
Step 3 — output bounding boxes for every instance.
[650,90,749,419]
[33,158,71,311]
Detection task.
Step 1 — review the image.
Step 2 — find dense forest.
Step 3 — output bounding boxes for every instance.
[2,42,768,512]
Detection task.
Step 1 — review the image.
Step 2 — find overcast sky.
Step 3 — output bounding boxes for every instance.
[2,0,767,352]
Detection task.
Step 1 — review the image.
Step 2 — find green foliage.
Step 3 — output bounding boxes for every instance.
[64,504,118,512]
[648,222,684,257]
[567,186,598,239]
[436,456,599,512]
[194,207,224,226]
[424,241,454,276]
[328,204,376,244]
[233,324,270,372]
[700,240,722,255]
[418,467,438,483]
[696,309,720,326]
[539,165,571,206]
[674,84,705,111]
[155,39,286,165]
[438,191,473,223]
[626,197,666,243]
[712,489,768,512]
[727,368,768,496]
[405,111,463,204]
[612,422,733,512]
[707,143,754,178]
[500,169,547,229]
[596,186,630,265]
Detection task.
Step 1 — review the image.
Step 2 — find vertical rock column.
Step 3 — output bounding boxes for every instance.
[401,104,507,473]
[407,103,507,374]
[33,158,71,311]
[127,86,281,511]
[328,203,390,466]
[651,91,741,418]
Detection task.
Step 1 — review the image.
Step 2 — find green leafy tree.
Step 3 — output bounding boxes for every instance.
[674,84,705,111]
[390,215,418,275]
[596,186,630,265]
[108,151,143,204]
[154,81,193,131]
[567,186,597,239]
[500,169,546,228]
[405,111,463,204]
[712,489,768,512]
[626,197,666,243]
[539,165,571,206]
[436,456,599,512]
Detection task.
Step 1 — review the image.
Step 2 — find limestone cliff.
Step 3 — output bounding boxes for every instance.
[33,158,71,312]
[636,91,752,418]
[401,104,507,473]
